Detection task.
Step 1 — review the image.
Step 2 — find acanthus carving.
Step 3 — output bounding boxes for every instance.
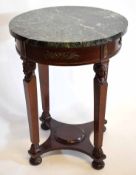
[93,62,108,84]
[22,60,36,82]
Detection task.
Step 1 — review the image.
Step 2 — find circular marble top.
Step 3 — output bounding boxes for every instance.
[9,6,128,48]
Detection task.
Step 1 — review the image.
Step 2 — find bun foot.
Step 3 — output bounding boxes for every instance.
[29,156,42,166]
[92,160,105,170]
[92,148,106,170]
[41,122,50,130]
[28,144,42,166]
[40,112,51,130]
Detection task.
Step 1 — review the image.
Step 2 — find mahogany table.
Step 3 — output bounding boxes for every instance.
[9,6,128,170]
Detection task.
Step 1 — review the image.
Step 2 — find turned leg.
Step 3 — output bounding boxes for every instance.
[23,60,42,165]
[92,62,109,170]
[38,64,51,130]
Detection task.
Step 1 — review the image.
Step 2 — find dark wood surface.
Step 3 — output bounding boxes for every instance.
[39,118,94,157]
[9,6,128,170]
[16,38,121,66]
[38,64,50,112]
[23,74,42,165]
[38,64,51,130]
[23,75,39,144]
[92,62,108,169]
[54,125,86,145]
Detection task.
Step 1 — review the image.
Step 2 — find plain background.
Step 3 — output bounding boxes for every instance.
[0,0,136,175]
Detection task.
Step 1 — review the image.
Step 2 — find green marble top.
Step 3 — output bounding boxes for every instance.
[9,6,128,48]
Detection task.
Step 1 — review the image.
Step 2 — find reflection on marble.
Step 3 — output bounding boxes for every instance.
[9,6,128,48]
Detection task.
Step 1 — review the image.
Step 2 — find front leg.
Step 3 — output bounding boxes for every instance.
[23,60,42,165]
[92,61,109,170]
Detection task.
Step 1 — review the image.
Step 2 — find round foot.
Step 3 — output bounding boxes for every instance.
[29,156,42,165]
[92,160,105,170]
[41,122,50,130]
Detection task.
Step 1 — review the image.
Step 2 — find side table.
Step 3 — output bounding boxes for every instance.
[9,6,128,170]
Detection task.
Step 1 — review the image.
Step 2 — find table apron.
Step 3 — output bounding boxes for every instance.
[15,38,121,65]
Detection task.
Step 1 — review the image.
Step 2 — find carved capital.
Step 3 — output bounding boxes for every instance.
[93,62,108,84]
[23,60,36,82]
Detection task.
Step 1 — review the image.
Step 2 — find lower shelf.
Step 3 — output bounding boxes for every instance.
[28,116,106,169]
[39,118,94,157]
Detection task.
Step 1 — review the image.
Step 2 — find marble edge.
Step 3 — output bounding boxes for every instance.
[9,29,126,49]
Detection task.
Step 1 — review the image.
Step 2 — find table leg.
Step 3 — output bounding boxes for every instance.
[23,60,42,165]
[92,61,109,169]
[38,64,51,130]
